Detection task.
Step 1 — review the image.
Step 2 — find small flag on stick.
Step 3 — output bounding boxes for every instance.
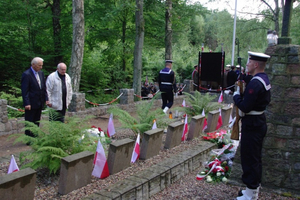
[216,109,223,130]
[182,99,186,107]
[107,113,115,137]
[202,109,207,131]
[218,91,223,103]
[131,134,140,163]
[92,140,110,179]
[181,115,188,141]
[152,120,157,130]
[7,155,19,174]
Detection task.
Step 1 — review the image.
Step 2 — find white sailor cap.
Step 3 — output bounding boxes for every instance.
[248,51,270,62]
[165,60,173,63]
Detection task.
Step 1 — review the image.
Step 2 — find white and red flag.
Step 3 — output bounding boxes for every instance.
[92,140,110,179]
[152,120,157,130]
[182,99,186,107]
[218,91,223,103]
[107,113,115,137]
[131,133,140,163]
[181,115,188,141]
[229,113,233,124]
[202,109,207,131]
[7,155,19,174]
[216,109,223,130]
[145,76,149,86]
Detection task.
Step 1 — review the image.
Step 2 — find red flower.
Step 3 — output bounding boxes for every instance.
[225,166,229,172]
[91,125,97,128]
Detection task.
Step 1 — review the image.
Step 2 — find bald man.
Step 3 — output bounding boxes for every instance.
[46,63,73,122]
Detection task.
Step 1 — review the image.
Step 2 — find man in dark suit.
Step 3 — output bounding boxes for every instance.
[227,65,238,93]
[21,57,49,137]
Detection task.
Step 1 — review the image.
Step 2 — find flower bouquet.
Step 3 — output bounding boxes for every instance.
[196,143,234,183]
[82,126,111,146]
[202,129,232,148]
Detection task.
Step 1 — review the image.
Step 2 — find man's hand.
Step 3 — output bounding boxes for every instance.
[46,101,52,107]
[25,105,31,110]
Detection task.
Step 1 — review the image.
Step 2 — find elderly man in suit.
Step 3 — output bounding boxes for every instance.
[21,57,49,138]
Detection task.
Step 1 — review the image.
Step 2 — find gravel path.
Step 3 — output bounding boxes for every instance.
[0,117,297,200]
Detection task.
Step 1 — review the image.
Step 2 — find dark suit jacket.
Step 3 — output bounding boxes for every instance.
[21,68,48,109]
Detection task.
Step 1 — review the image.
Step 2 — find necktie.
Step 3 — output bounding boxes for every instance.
[35,72,41,88]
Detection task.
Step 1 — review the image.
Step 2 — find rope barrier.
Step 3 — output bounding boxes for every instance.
[134,89,160,99]
[7,105,48,113]
[85,92,123,106]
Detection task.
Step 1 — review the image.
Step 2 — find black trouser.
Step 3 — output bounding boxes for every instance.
[161,90,174,109]
[240,114,267,189]
[25,109,42,137]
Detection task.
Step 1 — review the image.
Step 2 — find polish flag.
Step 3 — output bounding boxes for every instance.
[7,155,19,174]
[218,91,223,103]
[216,109,223,130]
[131,134,140,163]
[152,120,157,130]
[92,140,110,179]
[107,113,115,137]
[181,115,188,141]
[182,99,186,107]
[202,109,207,131]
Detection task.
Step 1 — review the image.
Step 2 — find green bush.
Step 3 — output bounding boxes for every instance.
[173,91,221,117]
[0,85,24,119]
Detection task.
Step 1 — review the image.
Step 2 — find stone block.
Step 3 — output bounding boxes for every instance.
[140,128,164,160]
[133,169,161,197]
[221,106,233,127]
[0,168,36,200]
[58,151,94,195]
[147,165,171,190]
[164,121,184,149]
[187,115,204,140]
[107,138,135,174]
[205,110,220,133]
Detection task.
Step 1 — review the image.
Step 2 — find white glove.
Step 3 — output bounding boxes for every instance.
[233,86,240,96]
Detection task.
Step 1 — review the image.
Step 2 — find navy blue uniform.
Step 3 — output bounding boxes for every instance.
[158,67,176,109]
[233,72,271,189]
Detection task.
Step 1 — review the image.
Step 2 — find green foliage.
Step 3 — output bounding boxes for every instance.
[0,85,24,118]
[11,110,109,174]
[108,94,172,136]
[174,91,221,117]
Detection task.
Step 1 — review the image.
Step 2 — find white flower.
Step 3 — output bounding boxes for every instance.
[216,172,221,177]
[206,175,212,182]
[222,177,228,182]
[200,171,206,175]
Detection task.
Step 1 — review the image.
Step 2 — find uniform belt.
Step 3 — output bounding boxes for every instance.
[161,82,173,85]
[246,111,264,115]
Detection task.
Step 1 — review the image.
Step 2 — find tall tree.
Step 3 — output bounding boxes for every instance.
[165,0,172,60]
[133,0,145,97]
[68,0,85,92]
[49,0,63,64]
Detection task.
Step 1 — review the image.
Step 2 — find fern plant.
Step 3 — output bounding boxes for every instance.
[174,91,221,117]
[108,94,172,137]
[10,109,109,174]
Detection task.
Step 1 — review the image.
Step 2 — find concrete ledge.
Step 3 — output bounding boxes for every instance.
[0,168,36,200]
[58,151,94,195]
[107,138,135,174]
[164,121,184,149]
[187,115,205,140]
[206,110,220,132]
[140,128,164,160]
[84,141,217,200]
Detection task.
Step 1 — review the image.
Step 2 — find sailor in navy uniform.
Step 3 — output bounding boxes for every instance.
[233,51,271,200]
[158,60,176,114]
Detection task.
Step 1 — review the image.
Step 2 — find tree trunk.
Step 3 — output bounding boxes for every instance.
[51,0,63,63]
[133,0,144,98]
[165,0,172,60]
[68,0,85,92]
